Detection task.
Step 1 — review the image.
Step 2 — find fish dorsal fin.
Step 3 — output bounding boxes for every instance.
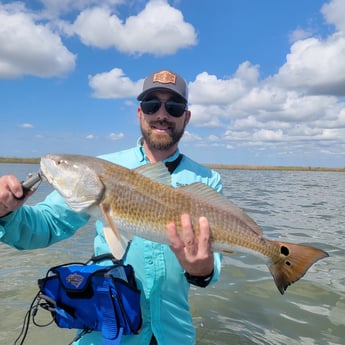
[180,183,263,235]
[134,162,171,185]
[180,183,233,210]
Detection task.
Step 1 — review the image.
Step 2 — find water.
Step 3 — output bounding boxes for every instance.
[0,164,344,345]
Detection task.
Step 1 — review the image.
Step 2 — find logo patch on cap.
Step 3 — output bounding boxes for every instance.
[153,70,176,84]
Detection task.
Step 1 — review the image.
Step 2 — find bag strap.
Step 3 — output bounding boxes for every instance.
[97,280,123,345]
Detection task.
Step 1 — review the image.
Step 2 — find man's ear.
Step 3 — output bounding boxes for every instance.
[185,110,191,125]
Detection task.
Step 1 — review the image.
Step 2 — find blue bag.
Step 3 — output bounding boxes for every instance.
[37,254,142,345]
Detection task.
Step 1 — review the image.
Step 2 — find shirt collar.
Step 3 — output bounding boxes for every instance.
[136,136,180,164]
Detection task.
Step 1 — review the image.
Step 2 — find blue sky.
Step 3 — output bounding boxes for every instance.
[1,0,345,167]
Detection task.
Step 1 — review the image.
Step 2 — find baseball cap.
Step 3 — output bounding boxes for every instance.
[137,70,188,103]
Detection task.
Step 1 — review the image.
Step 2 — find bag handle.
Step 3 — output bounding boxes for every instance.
[89,253,117,264]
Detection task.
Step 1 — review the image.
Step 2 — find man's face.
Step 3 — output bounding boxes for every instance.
[138,91,190,151]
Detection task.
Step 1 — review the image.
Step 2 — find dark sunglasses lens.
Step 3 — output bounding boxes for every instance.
[141,99,186,117]
[165,101,186,117]
[141,100,161,114]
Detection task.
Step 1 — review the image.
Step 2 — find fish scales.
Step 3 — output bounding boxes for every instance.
[101,162,272,256]
[40,153,329,294]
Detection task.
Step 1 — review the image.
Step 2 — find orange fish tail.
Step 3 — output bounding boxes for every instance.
[268,241,329,294]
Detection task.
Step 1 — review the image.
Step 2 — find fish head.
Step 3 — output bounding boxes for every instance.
[40,154,105,212]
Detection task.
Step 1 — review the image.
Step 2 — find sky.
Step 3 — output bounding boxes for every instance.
[1,0,345,168]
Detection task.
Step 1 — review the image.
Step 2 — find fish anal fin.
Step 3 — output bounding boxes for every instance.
[268,240,329,294]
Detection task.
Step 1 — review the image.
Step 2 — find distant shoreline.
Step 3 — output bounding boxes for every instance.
[0,157,40,164]
[207,163,345,172]
[0,157,344,172]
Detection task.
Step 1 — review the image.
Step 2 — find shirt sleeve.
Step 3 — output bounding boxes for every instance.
[210,252,222,284]
[206,170,223,284]
[210,170,223,194]
[0,191,90,250]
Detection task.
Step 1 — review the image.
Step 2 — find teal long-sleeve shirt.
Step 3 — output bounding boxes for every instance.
[0,142,223,345]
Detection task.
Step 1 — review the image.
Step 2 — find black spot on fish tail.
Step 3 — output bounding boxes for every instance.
[280,245,289,256]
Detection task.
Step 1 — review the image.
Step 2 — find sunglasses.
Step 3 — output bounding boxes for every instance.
[140,98,187,118]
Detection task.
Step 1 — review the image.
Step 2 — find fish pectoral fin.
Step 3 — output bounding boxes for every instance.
[104,226,130,259]
[268,240,329,295]
[221,249,234,255]
[100,202,130,259]
[100,202,120,240]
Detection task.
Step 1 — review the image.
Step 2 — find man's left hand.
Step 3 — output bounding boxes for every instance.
[167,214,214,277]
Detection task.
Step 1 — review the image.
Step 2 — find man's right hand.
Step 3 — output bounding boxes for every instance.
[0,175,31,217]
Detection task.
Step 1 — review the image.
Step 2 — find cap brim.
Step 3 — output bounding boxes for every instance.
[137,87,187,102]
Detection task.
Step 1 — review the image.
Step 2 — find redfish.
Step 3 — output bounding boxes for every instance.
[40,153,329,294]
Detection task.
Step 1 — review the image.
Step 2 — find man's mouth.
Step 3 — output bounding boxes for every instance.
[150,121,174,132]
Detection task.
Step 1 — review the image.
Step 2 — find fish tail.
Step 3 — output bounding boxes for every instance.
[268,241,329,294]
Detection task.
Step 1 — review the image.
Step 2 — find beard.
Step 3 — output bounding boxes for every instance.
[141,119,185,151]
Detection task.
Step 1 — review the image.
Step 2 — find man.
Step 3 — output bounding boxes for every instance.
[0,70,222,345]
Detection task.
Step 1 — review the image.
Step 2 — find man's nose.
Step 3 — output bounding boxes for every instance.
[155,102,170,118]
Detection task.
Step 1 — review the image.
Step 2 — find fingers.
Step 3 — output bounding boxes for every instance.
[197,216,212,256]
[167,214,214,277]
[166,214,195,255]
[2,175,23,198]
[0,175,27,216]
[166,221,185,257]
[167,214,210,254]
[181,214,197,256]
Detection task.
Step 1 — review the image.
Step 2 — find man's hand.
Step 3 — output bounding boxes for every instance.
[0,175,32,217]
[167,213,214,277]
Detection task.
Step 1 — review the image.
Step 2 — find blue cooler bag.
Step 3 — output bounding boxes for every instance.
[37,254,142,345]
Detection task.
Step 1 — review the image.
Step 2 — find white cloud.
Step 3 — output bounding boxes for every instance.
[182,0,345,158]
[188,104,224,127]
[18,123,34,128]
[232,116,260,130]
[321,0,345,33]
[40,0,124,17]
[89,68,142,98]
[181,131,202,142]
[189,70,345,150]
[0,3,75,78]
[68,0,197,55]
[288,28,313,43]
[208,134,220,142]
[109,132,124,140]
[0,0,195,80]
[274,35,345,95]
[189,62,259,105]
[273,0,345,96]
[253,129,284,141]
